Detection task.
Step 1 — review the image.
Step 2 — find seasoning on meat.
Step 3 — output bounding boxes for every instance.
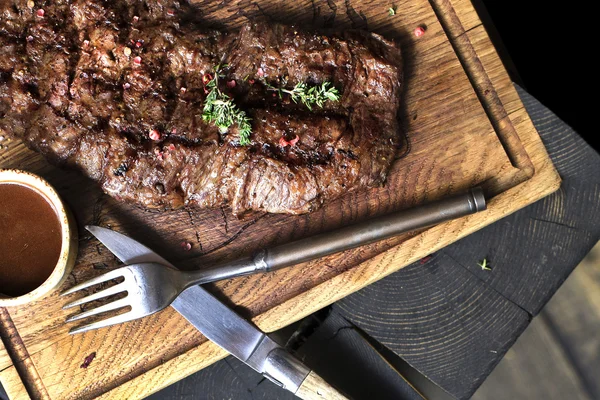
[0,0,404,215]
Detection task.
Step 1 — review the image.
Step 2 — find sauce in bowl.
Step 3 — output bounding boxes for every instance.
[0,183,62,297]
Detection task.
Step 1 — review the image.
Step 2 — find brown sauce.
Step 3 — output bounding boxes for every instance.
[0,183,62,297]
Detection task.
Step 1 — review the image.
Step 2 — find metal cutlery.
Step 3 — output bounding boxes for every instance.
[62,187,486,332]
[78,222,347,399]
[60,188,486,399]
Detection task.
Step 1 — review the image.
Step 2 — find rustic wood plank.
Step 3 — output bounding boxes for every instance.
[471,313,592,400]
[0,0,559,397]
[333,252,531,400]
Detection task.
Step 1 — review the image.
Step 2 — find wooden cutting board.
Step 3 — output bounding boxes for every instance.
[0,0,560,398]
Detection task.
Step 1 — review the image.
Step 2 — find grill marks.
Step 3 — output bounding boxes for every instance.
[0,0,403,215]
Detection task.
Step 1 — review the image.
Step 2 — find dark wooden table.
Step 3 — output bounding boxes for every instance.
[137,86,600,400]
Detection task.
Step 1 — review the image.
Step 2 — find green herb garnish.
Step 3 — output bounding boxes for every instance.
[388,7,396,16]
[202,65,252,146]
[478,258,491,271]
[268,81,340,111]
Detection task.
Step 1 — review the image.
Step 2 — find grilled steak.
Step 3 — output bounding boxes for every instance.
[0,0,403,215]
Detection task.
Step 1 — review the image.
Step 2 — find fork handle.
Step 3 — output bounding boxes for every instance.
[261,187,485,271]
[186,188,485,286]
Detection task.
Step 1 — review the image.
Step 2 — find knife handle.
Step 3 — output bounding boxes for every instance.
[295,371,348,400]
[260,346,347,399]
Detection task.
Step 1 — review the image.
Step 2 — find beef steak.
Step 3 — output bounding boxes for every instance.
[0,0,403,215]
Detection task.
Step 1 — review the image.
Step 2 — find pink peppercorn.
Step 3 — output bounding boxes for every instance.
[36,9,44,17]
[279,135,300,147]
[257,68,265,77]
[180,87,187,93]
[180,241,192,251]
[248,79,255,85]
[289,135,299,146]
[168,143,176,151]
[133,15,139,23]
[133,56,142,65]
[149,129,161,141]
[167,9,175,16]
[123,82,131,89]
[80,352,96,369]
[414,26,426,37]
[227,80,236,88]
[135,41,143,48]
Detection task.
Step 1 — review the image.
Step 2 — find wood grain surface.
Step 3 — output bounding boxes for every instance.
[334,250,533,398]
[0,0,559,398]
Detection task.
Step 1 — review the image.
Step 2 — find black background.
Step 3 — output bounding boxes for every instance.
[479,0,596,151]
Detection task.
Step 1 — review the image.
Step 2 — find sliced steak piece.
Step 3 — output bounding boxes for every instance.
[0,0,403,215]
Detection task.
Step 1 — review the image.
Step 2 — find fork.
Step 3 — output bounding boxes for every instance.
[63,188,485,333]
[62,257,263,332]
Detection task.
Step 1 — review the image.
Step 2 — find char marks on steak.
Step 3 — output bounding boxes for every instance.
[0,0,403,215]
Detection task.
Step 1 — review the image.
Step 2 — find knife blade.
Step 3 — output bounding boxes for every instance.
[85,226,343,398]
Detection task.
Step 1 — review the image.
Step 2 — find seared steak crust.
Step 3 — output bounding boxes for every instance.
[0,0,403,215]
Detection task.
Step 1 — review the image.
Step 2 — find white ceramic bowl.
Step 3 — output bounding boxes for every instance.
[0,169,78,306]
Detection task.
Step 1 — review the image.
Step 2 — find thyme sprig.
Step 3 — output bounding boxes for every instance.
[478,258,491,271]
[202,65,252,146]
[268,81,340,111]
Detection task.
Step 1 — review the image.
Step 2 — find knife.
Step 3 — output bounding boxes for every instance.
[87,226,347,399]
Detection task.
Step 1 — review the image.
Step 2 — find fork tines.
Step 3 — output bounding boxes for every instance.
[61,269,130,334]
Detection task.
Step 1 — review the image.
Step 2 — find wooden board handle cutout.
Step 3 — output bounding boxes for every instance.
[295,371,348,400]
